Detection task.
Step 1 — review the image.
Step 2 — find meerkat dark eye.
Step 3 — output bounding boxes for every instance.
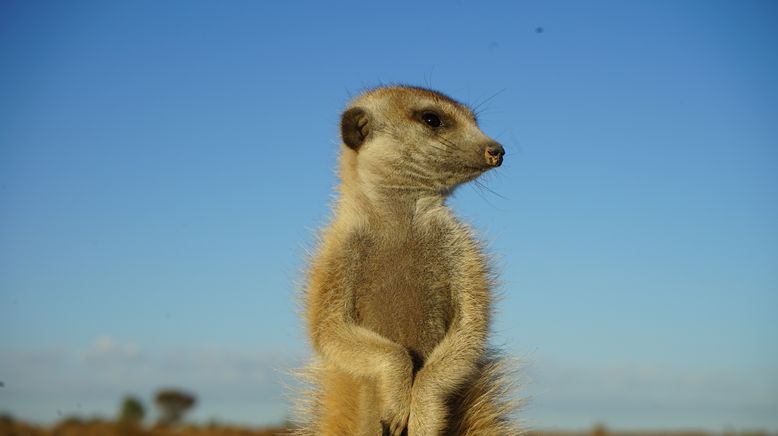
[421,112,442,128]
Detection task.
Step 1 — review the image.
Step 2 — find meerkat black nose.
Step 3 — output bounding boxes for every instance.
[486,144,505,157]
[484,142,505,167]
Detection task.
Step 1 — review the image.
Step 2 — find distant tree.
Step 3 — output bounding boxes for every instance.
[154,389,196,426]
[118,395,145,425]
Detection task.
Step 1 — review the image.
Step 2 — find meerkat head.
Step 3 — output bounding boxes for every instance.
[339,86,504,197]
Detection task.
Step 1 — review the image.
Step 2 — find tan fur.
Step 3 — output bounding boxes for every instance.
[293,86,519,435]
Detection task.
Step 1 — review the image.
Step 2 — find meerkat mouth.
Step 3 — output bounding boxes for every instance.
[463,161,501,173]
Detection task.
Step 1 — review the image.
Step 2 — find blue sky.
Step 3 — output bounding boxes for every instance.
[1,0,777,431]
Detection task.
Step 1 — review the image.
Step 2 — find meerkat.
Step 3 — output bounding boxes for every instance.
[295,85,518,436]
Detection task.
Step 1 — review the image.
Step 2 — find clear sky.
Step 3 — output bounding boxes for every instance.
[1,0,777,431]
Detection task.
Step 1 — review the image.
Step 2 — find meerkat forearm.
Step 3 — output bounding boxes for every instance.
[416,312,487,388]
[308,262,413,380]
[307,253,414,436]
[419,243,491,378]
[407,247,492,434]
[317,323,413,380]
[413,282,490,394]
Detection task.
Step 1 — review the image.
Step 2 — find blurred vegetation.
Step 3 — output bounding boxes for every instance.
[154,389,196,426]
[1,396,774,436]
[0,413,287,436]
[118,396,145,426]
[1,415,775,436]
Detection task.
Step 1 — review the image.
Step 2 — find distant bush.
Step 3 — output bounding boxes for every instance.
[154,389,196,426]
[119,396,145,425]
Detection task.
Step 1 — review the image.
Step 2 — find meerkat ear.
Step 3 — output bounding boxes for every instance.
[341,107,370,150]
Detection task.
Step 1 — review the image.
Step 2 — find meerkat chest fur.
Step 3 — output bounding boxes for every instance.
[347,211,471,364]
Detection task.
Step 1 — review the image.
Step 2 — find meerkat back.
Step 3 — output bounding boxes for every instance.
[294,86,518,436]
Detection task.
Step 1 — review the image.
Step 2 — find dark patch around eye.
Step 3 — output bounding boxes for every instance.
[422,112,441,128]
[413,109,454,129]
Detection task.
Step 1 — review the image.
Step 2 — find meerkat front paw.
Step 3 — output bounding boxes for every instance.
[381,398,410,436]
[408,374,447,435]
[380,382,411,435]
[380,356,413,436]
[408,399,446,436]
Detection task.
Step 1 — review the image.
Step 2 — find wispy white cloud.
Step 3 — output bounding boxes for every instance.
[84,335,142,362]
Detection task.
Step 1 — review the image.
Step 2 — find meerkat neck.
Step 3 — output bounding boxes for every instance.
[336,148,452,226]
[336,183,447,230]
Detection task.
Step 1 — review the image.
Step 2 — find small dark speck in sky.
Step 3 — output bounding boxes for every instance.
[536,27,544,33]
[0,381,4,387]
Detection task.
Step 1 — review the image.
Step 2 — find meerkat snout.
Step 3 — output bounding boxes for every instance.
[485,141,505,167]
